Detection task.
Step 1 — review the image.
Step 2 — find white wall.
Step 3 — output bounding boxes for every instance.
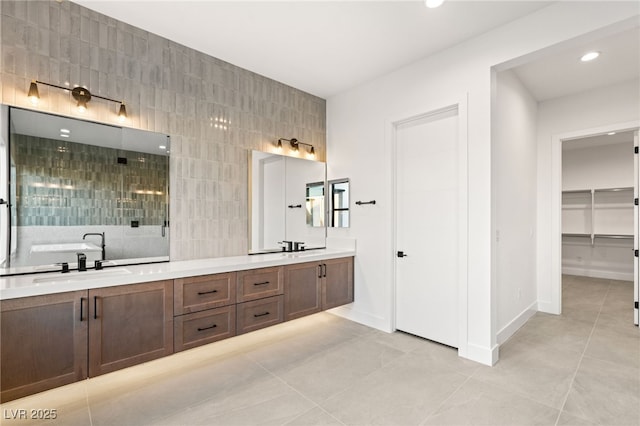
[563,142,633,190]
[327,2,639,365]
[537,79,640,311]
[493,70,538,344]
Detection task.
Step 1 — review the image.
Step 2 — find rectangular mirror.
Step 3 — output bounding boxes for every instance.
[329,178,350,228]
[0,107,170,275]
[249,150,326,253]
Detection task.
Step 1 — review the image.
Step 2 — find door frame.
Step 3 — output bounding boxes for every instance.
[388,95,469,358]
[548,120,640,316]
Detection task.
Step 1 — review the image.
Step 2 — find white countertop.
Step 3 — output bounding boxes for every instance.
[0,248,355,300]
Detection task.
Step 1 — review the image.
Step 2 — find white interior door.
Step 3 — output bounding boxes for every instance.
[634,130,639,326]
[395,107,459,348]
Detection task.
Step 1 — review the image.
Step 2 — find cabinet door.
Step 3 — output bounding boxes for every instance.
[174,272,236,315]
[284,261,322,321]
[322,257,354,310]
[89,280,173,377]
[0,291,88,402]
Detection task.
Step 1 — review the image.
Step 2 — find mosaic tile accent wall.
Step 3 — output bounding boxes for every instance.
[12,134,169,227]
[0,0,326,260]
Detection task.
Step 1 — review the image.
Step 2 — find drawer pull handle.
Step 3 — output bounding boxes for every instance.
[254,311,270,318]
[197,324,217,331]
[197,289,218,295]
[253,281,270,286]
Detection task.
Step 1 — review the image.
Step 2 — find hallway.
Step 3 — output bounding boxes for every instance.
[2,276,638,425]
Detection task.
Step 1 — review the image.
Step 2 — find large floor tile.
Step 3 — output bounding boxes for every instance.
[0,381,91,426]
[285,406,344,426]
[583,322,640,370]
[88,354,269,425]
[277,336,404,403]
[562,355,640,425]
[473,342,582,409]
[320,352,468,425]
[423,378,560,425]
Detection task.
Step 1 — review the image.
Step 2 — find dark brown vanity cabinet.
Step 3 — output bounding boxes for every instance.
[284,256,354,320]
[322,257,355,310]
[173,272,237,351]
[0,280,174,402]
[0,291,88,403]
[284,262,322,321]
[88,280,174,377]
[235,267,285,334]
[0,256,354,402]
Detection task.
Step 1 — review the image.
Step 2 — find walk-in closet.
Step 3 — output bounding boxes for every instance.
[561,130,638,324]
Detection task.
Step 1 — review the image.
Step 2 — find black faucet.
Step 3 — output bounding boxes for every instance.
[279,240,293,252]
[83,232,106,260]
[77,253,87,271]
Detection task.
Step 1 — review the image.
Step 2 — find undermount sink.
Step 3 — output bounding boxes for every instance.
[32,268,132,284]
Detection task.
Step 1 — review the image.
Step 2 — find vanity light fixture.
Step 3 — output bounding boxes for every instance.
[27,80,128,121]
[28,80,40,105]
[277,138,315,158]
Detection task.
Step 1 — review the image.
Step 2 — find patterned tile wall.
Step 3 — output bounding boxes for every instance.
[0,0,326,260]
[12,134,169,227]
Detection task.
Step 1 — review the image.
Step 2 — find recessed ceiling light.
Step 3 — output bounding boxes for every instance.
[159,145,166,150]
[425,0,444,8]
[60,128,70,134]
[580,51,600,62]
[607,132,616,135]
[60,134,70,138]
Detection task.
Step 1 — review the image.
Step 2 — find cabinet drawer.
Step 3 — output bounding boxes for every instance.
[236,295,284,335]
[236,267,283,302]
[174,305,236,352]
[174,272,236,315]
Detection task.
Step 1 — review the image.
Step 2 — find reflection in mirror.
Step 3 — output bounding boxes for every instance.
[0,107,170,275]
[306,182,325,227]
[329,178,350,228]
[249,150,326,253]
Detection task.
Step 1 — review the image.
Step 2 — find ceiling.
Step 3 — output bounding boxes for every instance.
[563,131,635,151]
[513,27,640,102]
[73,0,554,98]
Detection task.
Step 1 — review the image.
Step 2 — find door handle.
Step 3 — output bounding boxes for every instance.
[80,297,86,321]
[397,251,408,258]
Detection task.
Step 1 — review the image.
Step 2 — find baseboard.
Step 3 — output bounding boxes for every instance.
[465,342,498,366]
[496,301,537,345]
[562,267,633,281]
[328,305,392,333]
[537,300,560,315]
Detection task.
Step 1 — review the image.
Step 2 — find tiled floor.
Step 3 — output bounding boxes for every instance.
[2,275,638,425]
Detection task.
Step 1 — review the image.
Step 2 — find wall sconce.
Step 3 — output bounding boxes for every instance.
[27,80,128,122]
[277,138,315,159]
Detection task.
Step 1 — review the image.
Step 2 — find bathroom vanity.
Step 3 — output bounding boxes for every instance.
[0,249,354,402]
